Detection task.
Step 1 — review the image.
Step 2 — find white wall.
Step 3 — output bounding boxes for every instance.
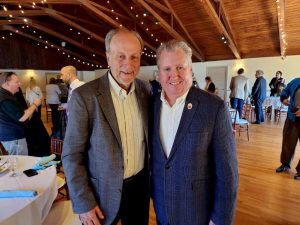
[0,69,96,93]
[3,54,299,97]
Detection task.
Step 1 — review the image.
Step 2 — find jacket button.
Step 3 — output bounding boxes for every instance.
[165,165,170,170]
[118,189,122,193]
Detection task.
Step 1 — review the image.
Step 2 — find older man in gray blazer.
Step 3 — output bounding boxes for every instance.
[151,40,238,225]
[62,29,150,225]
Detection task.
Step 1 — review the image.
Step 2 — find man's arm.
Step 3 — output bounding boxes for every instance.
[62,90,100,215]
[211,101,238,225]
[19,98,42,122]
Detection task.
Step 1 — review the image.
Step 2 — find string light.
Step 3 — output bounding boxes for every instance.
[276,0,287,57]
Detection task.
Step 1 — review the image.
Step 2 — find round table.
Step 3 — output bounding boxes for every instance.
[0,155,57,225]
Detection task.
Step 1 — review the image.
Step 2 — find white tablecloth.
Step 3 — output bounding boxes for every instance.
[0,156,57,225]
[264,96,282,109]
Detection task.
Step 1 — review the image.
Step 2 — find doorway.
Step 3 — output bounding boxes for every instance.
[206,66,227,100]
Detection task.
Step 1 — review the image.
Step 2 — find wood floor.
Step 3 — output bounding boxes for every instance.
[42,109,300,225]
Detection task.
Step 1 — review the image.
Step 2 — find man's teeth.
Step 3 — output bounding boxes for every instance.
[170,81,181,85]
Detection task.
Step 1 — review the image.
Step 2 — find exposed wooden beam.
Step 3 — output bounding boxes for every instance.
[44,8,105,43]
[219,0,239,53]
[89,1,131,21]
[163,0,205,59]
[276,0,287,57]
[26,19,106,58]
[0,19,24,26]
[114,0,157,52]
[199,0,241,59]
[1,25,103,66]
[0,10,48,17]
[144,0,171,14]
[0,0,80,4]
[134,0,205,61]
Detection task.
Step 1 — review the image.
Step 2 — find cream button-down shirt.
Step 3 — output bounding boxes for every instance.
[160,90,189,157]
[109,73,145,179]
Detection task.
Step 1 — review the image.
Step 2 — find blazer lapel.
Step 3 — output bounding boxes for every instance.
[168,89,199,160]
[135,80,149,147]
[97,73,122,147]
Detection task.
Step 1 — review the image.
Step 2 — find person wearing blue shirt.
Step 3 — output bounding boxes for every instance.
[276,78,300,180]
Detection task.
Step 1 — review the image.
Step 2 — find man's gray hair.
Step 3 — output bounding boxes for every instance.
[105,28,144,53]
[156,40,192,68]
[256,70,264,76]
[0,72,15,85]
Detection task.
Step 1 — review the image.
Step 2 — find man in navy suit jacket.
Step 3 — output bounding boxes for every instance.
[251,70,267,124]
[151,40,238,225]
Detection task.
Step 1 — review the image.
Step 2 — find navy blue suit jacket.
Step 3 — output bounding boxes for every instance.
[251,76,267,101]
[151,87,238,225]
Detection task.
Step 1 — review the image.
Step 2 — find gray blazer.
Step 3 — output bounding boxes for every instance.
[62,73,150,225]
[229,75,250,100]
[151,87,238,225]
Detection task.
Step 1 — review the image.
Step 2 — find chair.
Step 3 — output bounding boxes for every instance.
[230,108,250,141]
[50,138,69,199]
[51,138,64,157]
[274,103,288,124]
[44,99,52,123]
[0,142,8,155]
[42,201,81,225]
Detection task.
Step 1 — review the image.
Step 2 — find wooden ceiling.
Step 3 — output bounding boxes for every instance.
[0,0,296,70]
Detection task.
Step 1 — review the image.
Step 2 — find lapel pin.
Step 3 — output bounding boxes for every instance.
[187,103,192,110]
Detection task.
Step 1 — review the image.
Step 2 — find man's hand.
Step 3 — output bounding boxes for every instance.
[282,99,289,106]
[33,98,42,107]
[294,108,300,117]
[79,206,104,225]
[209,220,215,225]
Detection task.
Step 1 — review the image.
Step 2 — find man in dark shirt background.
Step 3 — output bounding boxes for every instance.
[0,72,41,155]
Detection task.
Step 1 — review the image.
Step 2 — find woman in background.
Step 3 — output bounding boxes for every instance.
[45,77,61,136]
[204,76,216,94]
[269,71,285,96]
[25,77,43,118]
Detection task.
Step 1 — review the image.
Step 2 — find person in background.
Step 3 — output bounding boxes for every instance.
[204,76,216,93]
[62,28,150,225]
[151,39,238,225]
[192,73,199,88]
[0,72,42,155]
[60,65,85,110]
[149,74,162,96]
[269,71,285,96]
[251,70,267,124]
[25,77,43,118]
[45,77,61,136]
[229,68,250,118]
[56,78,68,103]
[276,78,300,180]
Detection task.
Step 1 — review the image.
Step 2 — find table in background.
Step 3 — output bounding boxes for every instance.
[0,156,57,225]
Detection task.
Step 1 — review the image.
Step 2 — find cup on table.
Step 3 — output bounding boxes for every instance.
[9,157,18,177]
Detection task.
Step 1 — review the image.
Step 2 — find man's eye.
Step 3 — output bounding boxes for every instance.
[163,68,171,72]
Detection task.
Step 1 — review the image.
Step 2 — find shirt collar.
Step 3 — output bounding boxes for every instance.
[108,71,135,97]
[160,88,190,107]
[70,78,79,90]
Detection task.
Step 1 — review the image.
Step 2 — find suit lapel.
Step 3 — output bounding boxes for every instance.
[168,89,199,160]
[97,73,122,147]
[135,80,149,147]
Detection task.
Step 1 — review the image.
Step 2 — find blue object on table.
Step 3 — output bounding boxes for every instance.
[32,160,60,171]
[0,190,37,198]
[36,154,56,166]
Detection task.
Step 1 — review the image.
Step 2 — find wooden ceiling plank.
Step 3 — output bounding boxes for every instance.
[144,0,171,14]
[1,24,102,66]
[45,8,105,43]
[199,0,241,59]
[163,0,205,59]
[134,0,205,61]
[0,19,24,25]
[57,11,102,28]
[26,19,106,57]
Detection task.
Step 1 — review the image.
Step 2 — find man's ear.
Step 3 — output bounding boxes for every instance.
[106,52,110,63]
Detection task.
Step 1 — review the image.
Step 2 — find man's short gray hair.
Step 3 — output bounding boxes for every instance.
[156,40,192,68]
[105,28,144,53]
[256,70,264,76]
